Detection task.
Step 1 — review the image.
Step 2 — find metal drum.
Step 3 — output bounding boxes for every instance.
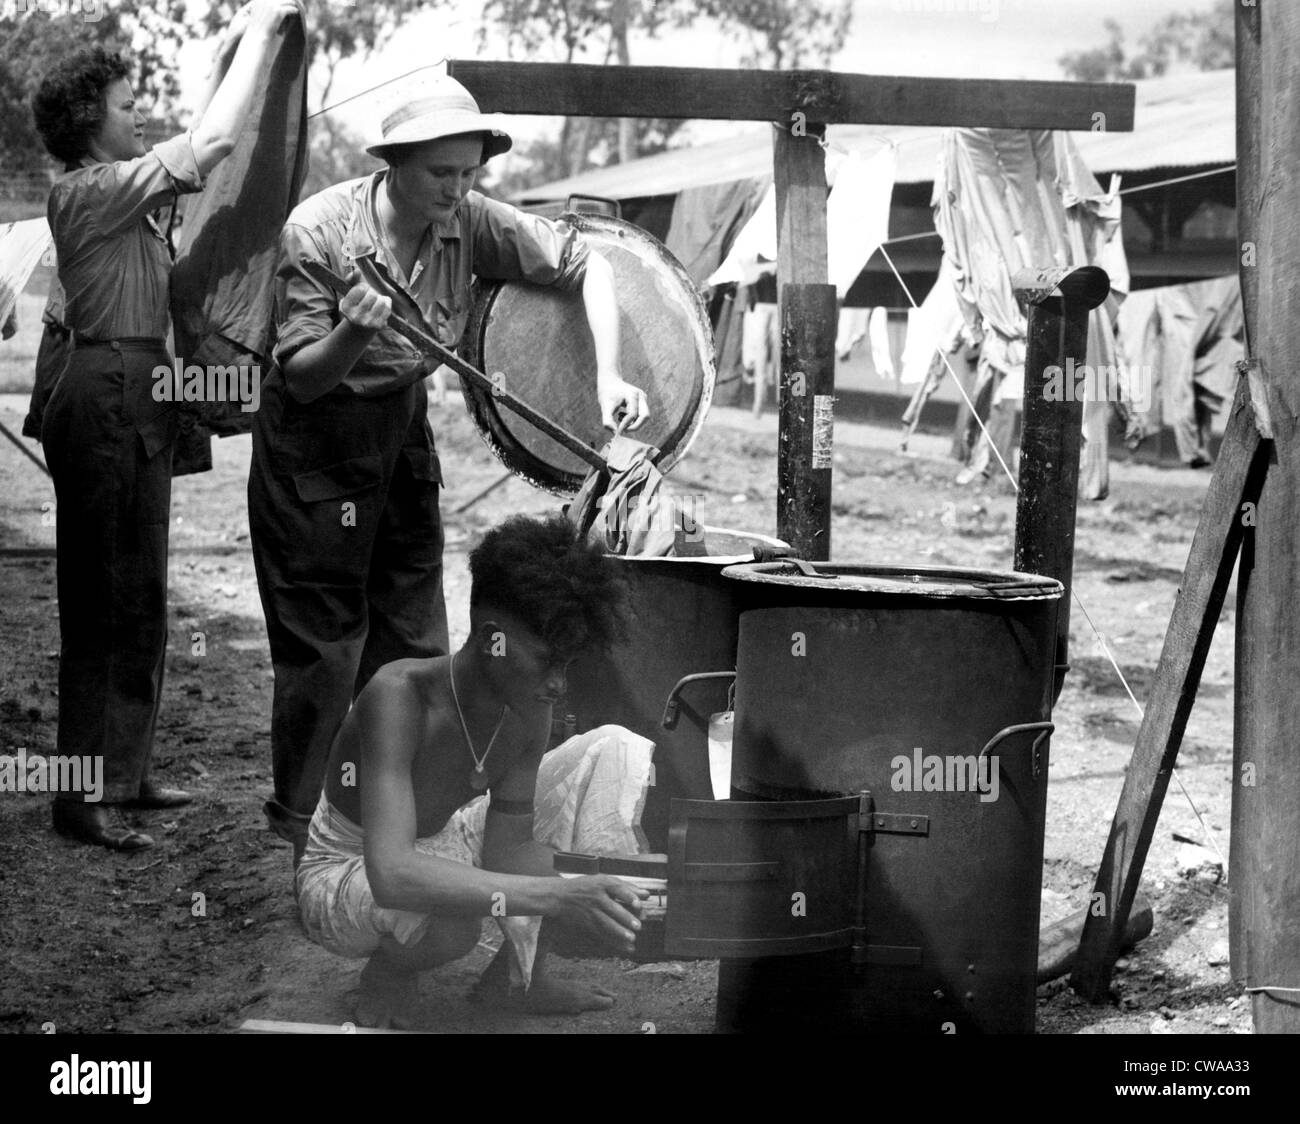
[717,560,1062,1034]
[460,210,715,496]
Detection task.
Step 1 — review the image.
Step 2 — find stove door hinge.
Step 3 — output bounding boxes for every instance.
[851,791,927,968]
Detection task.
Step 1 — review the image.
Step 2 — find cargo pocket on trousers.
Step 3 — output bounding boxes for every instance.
[291,453,385,502]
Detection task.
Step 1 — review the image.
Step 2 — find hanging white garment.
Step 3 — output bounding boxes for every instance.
[707,143,895,294]
[707,184,777,288]
[827,145,897,298]
[900,255,965,385]
[0,218,54,336]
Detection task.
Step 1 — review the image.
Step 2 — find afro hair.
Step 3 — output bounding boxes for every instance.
[468,514,629,660]
[33,46,131,166]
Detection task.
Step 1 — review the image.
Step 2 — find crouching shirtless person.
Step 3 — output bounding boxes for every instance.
[296,514,653,1028]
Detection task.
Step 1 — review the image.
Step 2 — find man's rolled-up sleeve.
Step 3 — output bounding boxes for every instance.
[273,223,339,368]
[470,194,590,292]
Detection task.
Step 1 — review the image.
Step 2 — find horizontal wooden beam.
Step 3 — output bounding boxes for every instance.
[446,61,1135,132]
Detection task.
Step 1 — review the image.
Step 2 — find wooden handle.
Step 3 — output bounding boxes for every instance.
[301,260,609,473]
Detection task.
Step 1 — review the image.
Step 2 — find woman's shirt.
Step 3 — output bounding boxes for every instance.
[48,133,205,340]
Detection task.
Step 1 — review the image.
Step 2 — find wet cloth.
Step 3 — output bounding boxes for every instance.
[170,7,309,440]
[296,724,655,987]
[566,434,678,557]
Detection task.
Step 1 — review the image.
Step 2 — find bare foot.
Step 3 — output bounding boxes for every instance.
[475,971,616,1015]
[471,948,616,1015]
[520,975,616,1014]
[355,952,420,1029]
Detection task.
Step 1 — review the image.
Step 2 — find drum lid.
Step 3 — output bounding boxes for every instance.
[460,212,715,496]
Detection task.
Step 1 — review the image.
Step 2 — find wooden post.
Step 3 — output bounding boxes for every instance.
[773,123,833,560]
[1012,266,1109,704]
[777,283,837,560]
[1232,0,1300,1034]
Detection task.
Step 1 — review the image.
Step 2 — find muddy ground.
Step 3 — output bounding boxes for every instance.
[0,375,1251,1036]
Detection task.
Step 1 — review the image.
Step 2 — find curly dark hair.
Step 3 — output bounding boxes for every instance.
[33,47,131,166]
[469,514,629,659]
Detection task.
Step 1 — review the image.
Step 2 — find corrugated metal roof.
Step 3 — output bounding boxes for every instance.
[517,69,1234,203]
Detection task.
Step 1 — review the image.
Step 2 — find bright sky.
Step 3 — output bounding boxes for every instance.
[179,0,1223,156]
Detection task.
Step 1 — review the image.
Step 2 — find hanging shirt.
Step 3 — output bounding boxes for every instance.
[273,174,591,398]
[48,134,205,340]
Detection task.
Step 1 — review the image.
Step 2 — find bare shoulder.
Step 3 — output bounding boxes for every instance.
[354,659,445,739]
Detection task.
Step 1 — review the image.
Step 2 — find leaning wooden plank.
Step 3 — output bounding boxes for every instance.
[445,61,1134,131]
[1039,892,1153,985]
[238,1018,421,1035]
[1071,376,1268,1001]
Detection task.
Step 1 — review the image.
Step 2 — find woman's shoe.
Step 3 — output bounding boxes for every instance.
[52,802,154,851]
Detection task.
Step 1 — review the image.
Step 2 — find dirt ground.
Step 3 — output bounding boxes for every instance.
[0,374,1251,1036]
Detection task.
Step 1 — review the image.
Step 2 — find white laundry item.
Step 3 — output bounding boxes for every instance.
[900,256,965,385]
[835,306,870,359]
[0,218,54,336]
[707,183,777,288]
[707,143,895,295]
[827,145,896,298]
[869,306,895,380]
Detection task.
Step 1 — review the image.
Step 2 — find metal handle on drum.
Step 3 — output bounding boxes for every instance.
[565,193,622,219]
[977,721,1055,779]
[662,671,737,729]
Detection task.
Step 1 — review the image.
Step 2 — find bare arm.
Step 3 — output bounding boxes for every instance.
[581,250,650,431]
[190,0,300,176]
[358,675,644,951]
[360,675,559,917]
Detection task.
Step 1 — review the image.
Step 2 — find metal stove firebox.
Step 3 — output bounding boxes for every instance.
[580,561,1064,1034]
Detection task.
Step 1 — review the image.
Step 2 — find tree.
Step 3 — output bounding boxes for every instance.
[0,1,189,175]
[196,1,445,197]
[1059,0,1234,82]
[477,0,854,183]
[690,0,854,70]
